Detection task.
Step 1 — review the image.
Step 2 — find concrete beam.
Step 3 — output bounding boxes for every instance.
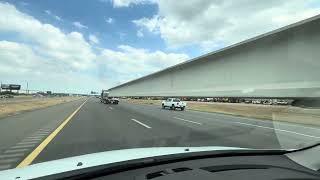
[109,15,320,98]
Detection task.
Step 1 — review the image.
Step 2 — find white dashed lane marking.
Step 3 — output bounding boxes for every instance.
[131,119,152,129]
[173,117,202,125]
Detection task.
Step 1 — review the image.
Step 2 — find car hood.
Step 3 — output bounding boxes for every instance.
[0,146,244,179]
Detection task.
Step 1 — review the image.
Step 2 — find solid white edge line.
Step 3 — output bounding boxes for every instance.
[131,119,151,129]
[234,122,320,139]
[173,117,202,125]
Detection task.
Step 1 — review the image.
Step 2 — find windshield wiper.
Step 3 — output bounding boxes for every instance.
[287,142,320,153]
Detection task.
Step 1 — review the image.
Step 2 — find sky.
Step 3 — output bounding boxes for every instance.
[0,0,319,94]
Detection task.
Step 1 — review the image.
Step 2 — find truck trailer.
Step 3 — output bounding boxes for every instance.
[100,90,119,104]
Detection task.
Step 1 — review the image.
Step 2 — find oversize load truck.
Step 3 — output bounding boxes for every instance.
[100,90,119,104]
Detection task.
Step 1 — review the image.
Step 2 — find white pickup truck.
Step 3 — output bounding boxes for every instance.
[162,98,187,111]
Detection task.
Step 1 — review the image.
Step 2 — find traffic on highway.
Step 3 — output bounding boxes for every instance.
[0,1,320,179]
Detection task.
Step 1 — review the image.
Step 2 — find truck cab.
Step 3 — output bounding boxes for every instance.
[101,90,119,104]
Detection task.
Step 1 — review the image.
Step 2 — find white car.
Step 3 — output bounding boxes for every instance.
[162,98,186,110]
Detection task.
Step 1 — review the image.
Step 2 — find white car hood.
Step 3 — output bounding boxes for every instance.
[0,146,244,179]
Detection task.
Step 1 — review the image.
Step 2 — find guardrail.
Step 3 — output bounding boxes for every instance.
[108,15,320,98]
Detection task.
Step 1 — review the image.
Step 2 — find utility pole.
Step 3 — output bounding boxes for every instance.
[26,82,29,94]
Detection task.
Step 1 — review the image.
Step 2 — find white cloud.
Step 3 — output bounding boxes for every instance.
[0,41,41,75]
[0,3,95,70]
[72,21,88,29]
[105,17,114,24]
[45,10,62,21]
[137,30,144,37]
[89,34,99,44]
[133,0,320,50]
[0,2,99,92]
[98,45,189,84]
[110,0,156,7]
[0,40,105,93]
[0,2,189,91]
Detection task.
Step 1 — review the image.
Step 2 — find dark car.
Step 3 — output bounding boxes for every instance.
[4,94,14,98]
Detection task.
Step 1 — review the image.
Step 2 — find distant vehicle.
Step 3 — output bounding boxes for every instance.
[263,100,273,105]
[162,98,186,111]
[3,94,14,98]
[244,99,252,103]
[252,99,262,104]
[275,100,289,105]
[100,90,119,104]
[33,93,44,98]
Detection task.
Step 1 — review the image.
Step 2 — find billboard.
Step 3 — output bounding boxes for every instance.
[1,84,10,89]
[1,84,21,90]
[9,84,21,90]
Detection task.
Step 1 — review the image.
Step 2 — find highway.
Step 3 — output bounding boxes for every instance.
[0,97,319,170]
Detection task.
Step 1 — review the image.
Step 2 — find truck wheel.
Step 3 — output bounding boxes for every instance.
[181,107,185,111]
[171,104,175,110]
[162,104,165,109]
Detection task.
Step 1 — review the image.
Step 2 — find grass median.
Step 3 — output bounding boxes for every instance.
[0,96,83,118]
[124,99,320,127]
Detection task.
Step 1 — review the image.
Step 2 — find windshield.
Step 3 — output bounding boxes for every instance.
[0,0,319,172]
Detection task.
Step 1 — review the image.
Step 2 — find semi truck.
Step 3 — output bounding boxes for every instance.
[100,90,119,104]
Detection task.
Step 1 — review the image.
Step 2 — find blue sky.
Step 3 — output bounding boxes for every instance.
[8,0,166,52]
[0,0,319,94]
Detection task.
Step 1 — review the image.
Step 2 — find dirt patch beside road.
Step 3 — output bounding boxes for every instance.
[124,99,320,127]
[0,97,84,118]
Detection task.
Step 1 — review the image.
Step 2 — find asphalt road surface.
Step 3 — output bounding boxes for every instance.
[0,97,319,170]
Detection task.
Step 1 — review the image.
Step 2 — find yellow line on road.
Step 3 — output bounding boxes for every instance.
[16,98,89,168]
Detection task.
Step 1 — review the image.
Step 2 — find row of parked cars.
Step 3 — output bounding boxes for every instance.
[195,97,291,105]
[159,97,290,112]
[247,99,290,105]
[0,94,14,99]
